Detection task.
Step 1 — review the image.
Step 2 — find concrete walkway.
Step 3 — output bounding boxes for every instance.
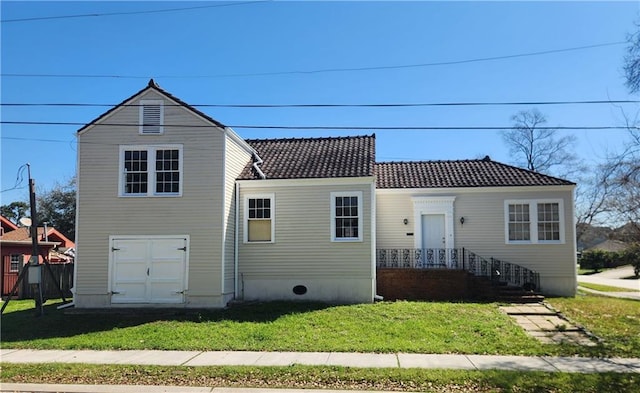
[2,349,639,373]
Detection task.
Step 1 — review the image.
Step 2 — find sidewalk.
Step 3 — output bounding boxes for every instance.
[2,349,639,373]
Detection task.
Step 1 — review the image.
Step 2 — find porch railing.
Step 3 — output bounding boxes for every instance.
[376,248,540,291]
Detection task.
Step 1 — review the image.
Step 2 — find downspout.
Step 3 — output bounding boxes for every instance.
[234,182,240,299]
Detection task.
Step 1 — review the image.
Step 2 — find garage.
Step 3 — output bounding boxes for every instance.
[109,236,188,304]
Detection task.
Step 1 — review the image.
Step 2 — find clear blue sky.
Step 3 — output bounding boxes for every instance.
[2,1,639,204]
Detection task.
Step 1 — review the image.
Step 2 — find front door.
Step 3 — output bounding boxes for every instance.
[421,214,446,266]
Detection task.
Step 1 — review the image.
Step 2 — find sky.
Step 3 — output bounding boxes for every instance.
[2,1,640,205]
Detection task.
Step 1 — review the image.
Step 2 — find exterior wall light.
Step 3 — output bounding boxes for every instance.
[403,218,409,225]
[459,217,465,225]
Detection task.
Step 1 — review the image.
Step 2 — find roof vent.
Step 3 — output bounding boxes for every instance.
[482,155,491,162]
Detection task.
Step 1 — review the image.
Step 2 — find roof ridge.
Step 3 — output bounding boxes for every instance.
[376,158,488,165]
[245,134,375,143]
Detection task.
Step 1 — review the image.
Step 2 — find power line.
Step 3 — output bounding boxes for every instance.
[1,99,639,108]
[0,164,28,194]
[1,121,637,131]
[1,42,625,79]
[1,1,269,23]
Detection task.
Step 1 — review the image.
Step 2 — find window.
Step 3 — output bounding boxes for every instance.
[139,100,164,134]
[10,254,22,272]
[245,194,274,243]
[505,200,564,244]
[508,203,530,241]
[120,145,182,197]
[537,202,560,241]
[331,191,363,242]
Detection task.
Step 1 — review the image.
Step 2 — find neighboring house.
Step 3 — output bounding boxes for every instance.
[584,239,629,253]
[1,219,75,297]
[74,80,577,308]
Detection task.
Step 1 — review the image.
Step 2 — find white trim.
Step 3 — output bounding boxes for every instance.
[330,191,364,242]
[370,181,377,298]
[234,182,240,299]
[411,196,456,249]
[237,177,375,188]
[243,193,275,243]
[504,199,565,245]
[221,136,227,296]
[139,100,164,135]
[118,144,183,197]
[79,88,228,136]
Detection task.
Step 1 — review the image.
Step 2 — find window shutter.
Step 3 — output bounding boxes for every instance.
[140,102,163,134]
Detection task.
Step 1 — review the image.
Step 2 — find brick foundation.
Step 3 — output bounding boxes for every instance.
[376,268,473,301]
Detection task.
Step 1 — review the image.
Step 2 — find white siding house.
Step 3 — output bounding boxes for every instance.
[74,81,577,308]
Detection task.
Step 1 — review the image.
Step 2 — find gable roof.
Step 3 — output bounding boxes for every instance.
[375,157,575,189]
[1,216,19,232]
[239,135,375,180]
[77,79,227,134]
[0,226,74,247]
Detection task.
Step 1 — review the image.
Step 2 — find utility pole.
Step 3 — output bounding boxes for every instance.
[27,164,44,316]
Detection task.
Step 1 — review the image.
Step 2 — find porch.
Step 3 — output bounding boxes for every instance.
[375,248,542,302]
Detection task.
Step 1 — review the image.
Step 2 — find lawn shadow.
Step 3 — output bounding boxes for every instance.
[0,299,337,344]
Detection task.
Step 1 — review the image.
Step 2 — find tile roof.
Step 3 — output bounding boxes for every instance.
[239,135,375,180]
[375,157,575,189]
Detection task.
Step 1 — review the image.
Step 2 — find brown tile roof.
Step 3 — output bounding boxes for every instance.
[239,135,375,180]
[375,157,575,189]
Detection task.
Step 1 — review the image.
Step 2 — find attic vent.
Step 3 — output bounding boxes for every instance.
[140,100,163,134]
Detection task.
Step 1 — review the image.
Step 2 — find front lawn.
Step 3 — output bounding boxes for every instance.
[2,293,639,357]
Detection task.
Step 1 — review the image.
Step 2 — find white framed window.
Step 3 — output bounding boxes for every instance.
[119,145,183,197]
[504,199,564,244]
[139,100,164,134]
[331,191,363,242]
[244,194,275,243]
[10,254,22,272]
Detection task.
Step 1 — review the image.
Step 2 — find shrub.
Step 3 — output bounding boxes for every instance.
[620,243,640,278]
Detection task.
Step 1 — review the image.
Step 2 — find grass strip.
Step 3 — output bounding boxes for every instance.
[578,282,639,293]
[2,363,639,393]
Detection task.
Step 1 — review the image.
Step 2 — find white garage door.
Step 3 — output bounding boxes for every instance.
[110,237,188,304]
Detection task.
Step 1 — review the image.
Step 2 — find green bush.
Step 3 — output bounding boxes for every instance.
[620,243,640,277]
[579,250,606,272]
[579,249,627,271]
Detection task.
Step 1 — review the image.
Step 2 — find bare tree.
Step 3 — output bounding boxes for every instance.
[600,129,640,240]
[501,109,580,177]
[624,21,640,94]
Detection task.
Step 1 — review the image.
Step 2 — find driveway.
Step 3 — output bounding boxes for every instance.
[577,265,639,291]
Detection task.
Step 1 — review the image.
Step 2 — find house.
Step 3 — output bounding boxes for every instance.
[585,239,629,253]
[1,219,75,297]
[74,80,576,308]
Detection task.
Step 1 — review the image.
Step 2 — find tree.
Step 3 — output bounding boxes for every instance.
[37,178,76,241]
[0,201,29,224]
[501,109,580,177]
[599,129,640,241]
[624,21,640,94]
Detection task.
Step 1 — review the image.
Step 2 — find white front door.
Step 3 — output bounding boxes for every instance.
[110,237,187,304]
[422,214,446,249]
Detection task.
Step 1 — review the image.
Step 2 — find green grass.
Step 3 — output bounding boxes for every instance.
[578,282,639,292]
[546,293,640,357]
[2,363,639,393]
[2,293,639,357]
